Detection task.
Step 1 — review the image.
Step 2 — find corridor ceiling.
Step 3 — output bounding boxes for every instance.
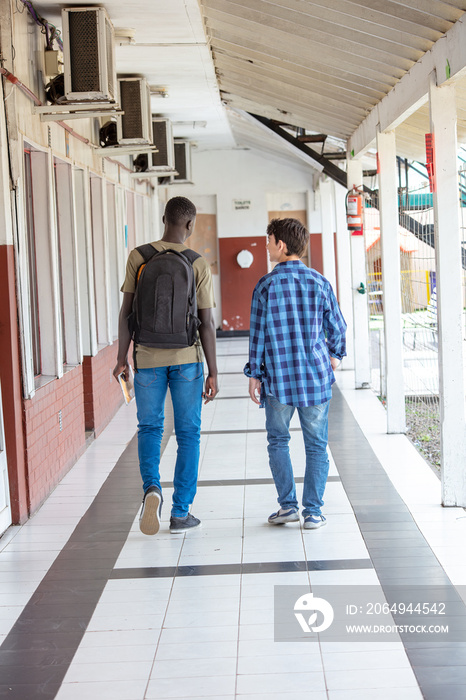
[34,0,466,163]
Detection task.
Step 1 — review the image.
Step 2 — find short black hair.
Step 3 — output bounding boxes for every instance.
[164,196,196,225]
[267,218,309,257]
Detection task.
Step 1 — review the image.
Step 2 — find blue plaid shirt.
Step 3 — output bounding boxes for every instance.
[244,260,346,407]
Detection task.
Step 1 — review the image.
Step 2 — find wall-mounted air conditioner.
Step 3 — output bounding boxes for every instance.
[133,119,175,173]
[151,119,175,170]
[117,77,152,145]
[170,140,192,184]
[62,7,116,102]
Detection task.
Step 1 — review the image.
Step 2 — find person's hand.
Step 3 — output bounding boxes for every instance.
[330,357,341,371]
[113,359,130,383]
[249,377,261,404]
[203,374,218,404]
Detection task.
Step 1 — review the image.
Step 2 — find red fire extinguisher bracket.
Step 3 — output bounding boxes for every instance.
[346,188,364,235]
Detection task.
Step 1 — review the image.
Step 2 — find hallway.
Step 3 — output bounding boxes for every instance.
[0,338,465,700]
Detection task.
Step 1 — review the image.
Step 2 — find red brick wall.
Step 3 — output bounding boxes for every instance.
[24,366,86,513]
[83,343,124,437]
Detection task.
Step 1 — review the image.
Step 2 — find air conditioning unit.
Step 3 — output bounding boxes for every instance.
[133,117,175,177]
[117,78,152,145]
[151,119,175,170]
[170,140,192,184]
[133,119,175,172]
[62,7,116,102]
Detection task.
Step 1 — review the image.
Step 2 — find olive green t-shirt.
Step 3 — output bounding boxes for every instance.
[121,240,215,369]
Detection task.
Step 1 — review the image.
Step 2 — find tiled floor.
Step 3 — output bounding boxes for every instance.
[1,338,466,700]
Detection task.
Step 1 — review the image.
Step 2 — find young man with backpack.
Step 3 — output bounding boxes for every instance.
[113,196,218,535]
[245,218,346,530]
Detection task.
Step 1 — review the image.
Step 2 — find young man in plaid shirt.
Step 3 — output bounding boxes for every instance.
[244,218,346,529]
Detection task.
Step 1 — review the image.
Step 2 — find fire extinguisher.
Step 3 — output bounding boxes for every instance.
[346,187,364,235]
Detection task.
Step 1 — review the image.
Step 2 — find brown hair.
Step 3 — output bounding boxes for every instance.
[267,218,309,257]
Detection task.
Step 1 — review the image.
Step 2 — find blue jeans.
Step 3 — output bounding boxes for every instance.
[134,363,203,517]
[265,394,330,517]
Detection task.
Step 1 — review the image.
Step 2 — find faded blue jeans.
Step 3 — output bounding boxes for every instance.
[134,363,203,517]
[265,394,330,517]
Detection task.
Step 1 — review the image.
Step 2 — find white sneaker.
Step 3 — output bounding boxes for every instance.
[268,508,300,525]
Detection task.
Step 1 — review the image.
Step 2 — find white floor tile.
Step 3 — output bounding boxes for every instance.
[156,640,237,660]
[86,613,164,632]
[322,649,411,671]
[238,694,327,700]
[151,657,237,678]
[55,680,147,700]
[159,625,238,644]
[145,675,236,698]
[236,671,326,694]
[325,667,419,690]
[78,629,161,648]
[63,660,153,683]
[73,644,156,664]
[237,652,323,675]
[327,689,423,700]
[163,609,239,629]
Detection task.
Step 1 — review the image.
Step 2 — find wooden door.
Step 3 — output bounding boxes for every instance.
[219,236,268,331]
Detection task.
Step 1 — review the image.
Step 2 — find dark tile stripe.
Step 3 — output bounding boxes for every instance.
[201,428,301,435]
[0,407,175,700]
[214,395,249,400]
[160,476,341,487]
[329,385,466,700]
[110,558,373,579]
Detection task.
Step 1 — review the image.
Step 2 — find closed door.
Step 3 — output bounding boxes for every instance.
[219,236,268,331]
[0,383,11,535]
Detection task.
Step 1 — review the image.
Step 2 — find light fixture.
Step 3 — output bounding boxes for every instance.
[114,28,136,45]
[149,85,169,98]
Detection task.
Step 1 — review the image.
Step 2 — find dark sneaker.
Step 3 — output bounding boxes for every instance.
[139,486,163,535]
[169,513,201,534]
[268,508,300,525]
[303,514,327,530]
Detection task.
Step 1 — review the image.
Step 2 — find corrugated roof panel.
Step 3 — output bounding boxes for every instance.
[200,0,466,144]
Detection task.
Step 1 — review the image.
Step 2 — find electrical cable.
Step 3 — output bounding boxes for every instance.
[19,0,63,50]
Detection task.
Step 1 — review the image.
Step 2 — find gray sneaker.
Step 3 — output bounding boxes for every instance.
[169,513,201,534]
[268,508,300,525]
[139,486,163,535]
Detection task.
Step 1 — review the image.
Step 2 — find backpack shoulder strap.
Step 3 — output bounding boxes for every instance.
[179,248,201,265]
[136,243,157,263]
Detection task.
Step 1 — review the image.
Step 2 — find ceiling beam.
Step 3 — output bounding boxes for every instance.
[216,66,368,118]
[248,113,347,188]
[220,80,360,132]
[210,0,436,53]
[203,0,424,62]
[205,14,410,78]
[221,92,350,139]
[214,53,379,110]
[211,37,395,94]
[349,14,466,156]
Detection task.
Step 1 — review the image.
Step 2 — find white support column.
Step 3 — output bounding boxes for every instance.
[319,178,337,292]
[377,130,406,433]
[347,158,371,388]
[429,77,466,506]
[333,180,354,369]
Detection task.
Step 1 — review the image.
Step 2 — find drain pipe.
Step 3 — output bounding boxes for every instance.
[0,66,91,145]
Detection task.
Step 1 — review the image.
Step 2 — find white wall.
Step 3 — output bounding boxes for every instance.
[170,149,316,240]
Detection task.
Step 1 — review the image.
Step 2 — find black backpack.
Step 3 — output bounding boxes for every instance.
[128,244,201,366]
